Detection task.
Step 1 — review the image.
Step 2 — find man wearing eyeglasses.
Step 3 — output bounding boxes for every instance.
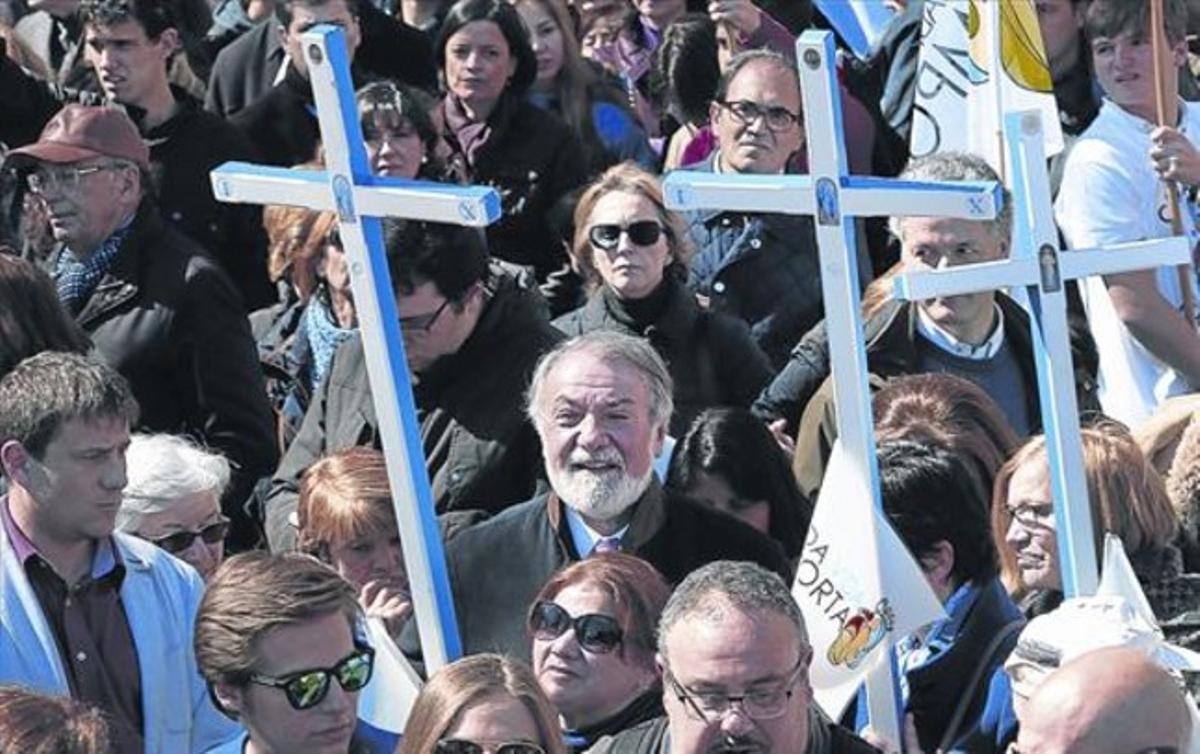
[1011,646,1192,754]
[0,352,241,754]
[590,560,878,754]
[6,104,278,552]
[262,218,564,551]
[677,49,867,371]
[196,551,379,754]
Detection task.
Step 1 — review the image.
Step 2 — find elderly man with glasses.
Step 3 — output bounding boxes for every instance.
[6,104,277,552]
[590,560,878,754]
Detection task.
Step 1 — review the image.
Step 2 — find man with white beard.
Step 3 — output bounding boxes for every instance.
[423,331,790,662]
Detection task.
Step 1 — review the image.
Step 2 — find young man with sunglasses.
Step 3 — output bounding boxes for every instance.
[196,551,378,754]
[591,560,877,754]
[262,218,564,552]
[0,352,241,754]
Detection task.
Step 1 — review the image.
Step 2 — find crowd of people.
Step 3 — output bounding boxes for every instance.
[4,0,1200,751]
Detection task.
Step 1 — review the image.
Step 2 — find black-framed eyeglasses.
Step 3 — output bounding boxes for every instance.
[435,740,546,754]
[143,516,231,554]
[26,163,119,195]
[664,656,806,722]
[588,220,664,251]
[717,99,800,132]
[399,298,452,332]
[528,600,624,654]
[248,646,375,710]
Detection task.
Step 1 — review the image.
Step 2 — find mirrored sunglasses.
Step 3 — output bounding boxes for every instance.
[528,600,623,654]
[146,518,230,554]
[588,220,663,251]
[435,739,546,754]
[248,646,375,710]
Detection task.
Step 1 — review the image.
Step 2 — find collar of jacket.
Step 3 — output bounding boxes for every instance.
[131,86,204,146]
[61,200,157,326]
[590,275,698,345]
[545,478,669,558]
[682,151,804,227]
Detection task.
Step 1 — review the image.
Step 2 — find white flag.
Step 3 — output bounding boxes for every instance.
[910,0,1063,173]
[795,440,945,718]
[358,616,423,734]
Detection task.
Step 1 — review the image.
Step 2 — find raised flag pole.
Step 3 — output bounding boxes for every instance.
[210,25,503,673]
[663,30,1001,744]
[893,110,1191,597]
[1150,0,1197,331]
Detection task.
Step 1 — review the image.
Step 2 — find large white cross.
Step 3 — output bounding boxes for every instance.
[209,26,499,673]
[892,111,1191,597]
[663,30,1001,742]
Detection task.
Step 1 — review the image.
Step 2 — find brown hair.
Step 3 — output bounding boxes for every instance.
[0,685,111,754]
[194,552,361,693]
[991,423,1180,594]
[400,654,567,754]
[874,372,1020,513]
[296,446,397,558]
[262,204,339,303]
[570,162,692,290]
[0,254,91,380]
[1085,0,1188,46]
[530,552,670,668]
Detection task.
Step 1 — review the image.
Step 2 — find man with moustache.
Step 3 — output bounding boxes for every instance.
[590,561,879,754]
[414,331,790,662]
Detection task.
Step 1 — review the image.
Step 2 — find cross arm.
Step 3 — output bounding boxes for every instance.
[211,163,334,212]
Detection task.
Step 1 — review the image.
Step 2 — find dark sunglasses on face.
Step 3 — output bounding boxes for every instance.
[435,739,546,754]
[145,517,230,554]
[248,646,375,710]
[528,600,623,654]
[588,220,664,251]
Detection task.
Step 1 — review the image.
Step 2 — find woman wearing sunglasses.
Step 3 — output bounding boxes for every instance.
[117,433,231,580]
[554,162,774,436]
[401,653,566,754]
[528,553,670,752]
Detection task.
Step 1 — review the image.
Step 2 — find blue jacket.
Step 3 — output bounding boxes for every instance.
[1,529,241,753]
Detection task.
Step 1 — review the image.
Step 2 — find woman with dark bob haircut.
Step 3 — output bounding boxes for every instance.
[528,553,670,751]
[436,0,587,314]
[665,407,811,560]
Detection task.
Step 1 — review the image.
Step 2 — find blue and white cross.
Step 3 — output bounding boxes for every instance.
[662,30,1001,743]
[892,111,1191,597]
[209,26,501,674]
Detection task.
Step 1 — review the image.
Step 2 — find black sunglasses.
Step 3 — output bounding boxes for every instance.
[528,600,623,654]
[588,220,664,251]
[248,646,375,710]
[435,741,546,754]
[145,518,230,554]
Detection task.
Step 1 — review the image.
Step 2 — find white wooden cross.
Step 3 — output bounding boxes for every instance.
[892,110,1191,597]
[663,30,1001,743]
[209,26,500,674]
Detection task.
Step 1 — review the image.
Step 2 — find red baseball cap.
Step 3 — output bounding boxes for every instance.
[6,104,150,172]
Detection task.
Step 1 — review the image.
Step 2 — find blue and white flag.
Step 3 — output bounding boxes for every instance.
[813,0,895,60]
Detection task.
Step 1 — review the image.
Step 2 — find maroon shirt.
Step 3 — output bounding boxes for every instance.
[2,499,145,753]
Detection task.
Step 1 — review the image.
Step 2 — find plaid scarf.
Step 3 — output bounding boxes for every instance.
[55,222,132,314]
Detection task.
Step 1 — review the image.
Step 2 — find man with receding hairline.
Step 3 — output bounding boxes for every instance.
[1013,646,1192,754]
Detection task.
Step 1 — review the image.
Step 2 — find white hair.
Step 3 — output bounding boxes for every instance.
[117,433,231,532]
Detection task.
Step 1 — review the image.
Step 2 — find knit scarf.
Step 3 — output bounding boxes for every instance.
[55,220,133,315]
[304,294,356,389]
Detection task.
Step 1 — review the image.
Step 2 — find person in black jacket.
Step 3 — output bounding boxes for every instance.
[554,163,774,437]
[589,560,878,754]
[436,0,587,315]
[407,332,790,663]
[262,218,564,551]
[6,105,277,550]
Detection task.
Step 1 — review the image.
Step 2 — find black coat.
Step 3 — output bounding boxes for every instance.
[443,93,587,315]
[51,202,278,548]
[415,481,791,663]
[204,6,436,119]
[554,278,775,436]
[230,63,326,167]
[263,265,563,551]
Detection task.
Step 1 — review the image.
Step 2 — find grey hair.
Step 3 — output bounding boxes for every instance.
[656,560,808,661]
[526,331,674,429]
[116,433,231,532]
[887,151,1012,246]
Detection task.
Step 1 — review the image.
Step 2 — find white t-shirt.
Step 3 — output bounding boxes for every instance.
[1055,99,1200,427]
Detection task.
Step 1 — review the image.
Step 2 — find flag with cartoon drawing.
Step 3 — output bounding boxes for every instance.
[794,440,945,718]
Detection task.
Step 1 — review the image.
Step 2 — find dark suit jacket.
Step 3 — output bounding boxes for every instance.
[204,4,436,118]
